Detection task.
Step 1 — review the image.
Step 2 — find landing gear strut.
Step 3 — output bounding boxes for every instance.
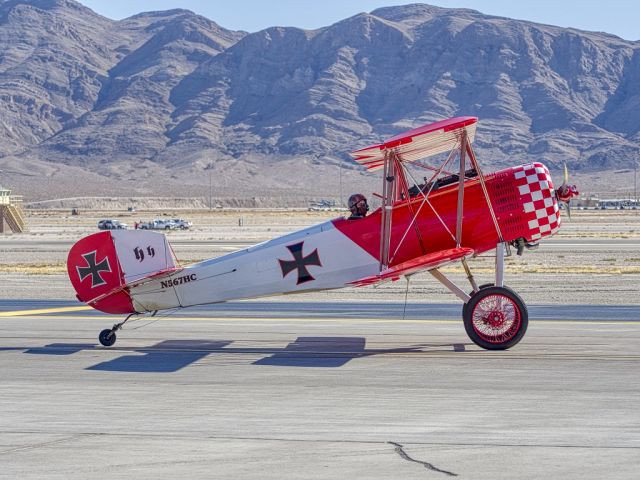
[98,313,135,347]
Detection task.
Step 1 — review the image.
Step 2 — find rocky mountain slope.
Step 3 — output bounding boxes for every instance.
[0,1,639,201]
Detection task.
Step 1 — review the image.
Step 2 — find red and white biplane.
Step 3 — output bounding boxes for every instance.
[67,117,578,350]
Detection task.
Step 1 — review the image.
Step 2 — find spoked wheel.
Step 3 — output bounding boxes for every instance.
[462,283,495,317]
[99,328,116,347]
[463,286,528,350]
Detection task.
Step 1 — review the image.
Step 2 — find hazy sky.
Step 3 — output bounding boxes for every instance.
[77,1,638,40]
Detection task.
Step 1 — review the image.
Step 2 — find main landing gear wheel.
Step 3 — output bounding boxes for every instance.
[463,286,528,350]
[99,329,116,347]
[462,283,498,319]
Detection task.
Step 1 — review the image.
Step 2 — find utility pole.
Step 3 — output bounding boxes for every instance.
[635,160,637,203]
[634,160,638,213]
[339,158,343,207]
[209,167,212,211]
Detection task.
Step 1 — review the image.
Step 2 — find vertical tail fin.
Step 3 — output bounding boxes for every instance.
[67,230,178,314]
[67,231,133,314]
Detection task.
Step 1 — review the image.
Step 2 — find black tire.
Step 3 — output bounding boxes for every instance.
[463,286,528,350]
[99,329,116,347]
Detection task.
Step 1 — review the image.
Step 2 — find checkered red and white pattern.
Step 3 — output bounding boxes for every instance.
[513,162,560,241]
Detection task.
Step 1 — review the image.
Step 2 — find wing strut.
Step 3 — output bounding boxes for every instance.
[455,130,468,247]
[379,150,429,271]
[379,151,394,271]
[466,142,505,243]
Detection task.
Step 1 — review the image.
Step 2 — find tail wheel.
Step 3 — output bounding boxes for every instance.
[98,329,116,347]
[463,286,528,350]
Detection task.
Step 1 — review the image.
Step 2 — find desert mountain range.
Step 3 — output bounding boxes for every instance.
[1,0,639,202]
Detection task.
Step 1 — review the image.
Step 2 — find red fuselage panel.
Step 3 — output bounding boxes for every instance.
[333,163,559,266]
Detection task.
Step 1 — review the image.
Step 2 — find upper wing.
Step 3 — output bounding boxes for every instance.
[349,247,474,287]
[350,116,477,172]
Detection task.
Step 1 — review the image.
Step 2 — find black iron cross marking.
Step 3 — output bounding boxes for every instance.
[77,251,111,288]
[278,242,321,285]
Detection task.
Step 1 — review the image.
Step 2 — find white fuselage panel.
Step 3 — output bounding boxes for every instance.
[129,220,377,312]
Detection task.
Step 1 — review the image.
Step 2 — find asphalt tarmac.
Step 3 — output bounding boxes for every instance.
[1,300,639,479]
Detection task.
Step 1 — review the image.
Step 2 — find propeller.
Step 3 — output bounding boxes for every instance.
[555,163,579,220]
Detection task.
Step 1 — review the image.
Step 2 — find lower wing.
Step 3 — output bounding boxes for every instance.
[349,247,474,286]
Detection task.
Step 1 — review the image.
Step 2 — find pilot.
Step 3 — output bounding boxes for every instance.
[348,193,369,219]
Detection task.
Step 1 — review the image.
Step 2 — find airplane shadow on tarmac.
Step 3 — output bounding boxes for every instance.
[22,337,467,372]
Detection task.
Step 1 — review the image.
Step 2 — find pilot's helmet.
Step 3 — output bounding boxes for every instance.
[348,193,369,216]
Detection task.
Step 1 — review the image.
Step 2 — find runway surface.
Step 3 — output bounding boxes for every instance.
[1,300,639,479]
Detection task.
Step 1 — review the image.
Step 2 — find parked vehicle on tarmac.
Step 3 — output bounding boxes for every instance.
[171,218,192,229]
[97,219,127,230]
[139,219,176,230]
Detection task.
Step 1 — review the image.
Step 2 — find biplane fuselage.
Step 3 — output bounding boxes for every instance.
[68,117,576,349]
[69,162,559,315]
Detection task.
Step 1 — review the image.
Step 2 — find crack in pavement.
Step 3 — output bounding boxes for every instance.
[0,434,93,455]
[389,441,458,477]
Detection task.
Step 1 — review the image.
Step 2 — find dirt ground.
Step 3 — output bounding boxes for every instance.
[1,209,639,305]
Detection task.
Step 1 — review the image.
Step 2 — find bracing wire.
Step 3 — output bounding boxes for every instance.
[402,275,411,320]
[127,308,181,331]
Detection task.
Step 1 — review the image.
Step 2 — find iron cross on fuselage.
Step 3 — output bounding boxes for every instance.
[278,242,322,285]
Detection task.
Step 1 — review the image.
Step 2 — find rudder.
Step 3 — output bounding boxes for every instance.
[67,230,179,314]
[67,231,134,314]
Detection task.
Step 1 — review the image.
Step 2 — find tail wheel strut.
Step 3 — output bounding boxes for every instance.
[98,313,136,347]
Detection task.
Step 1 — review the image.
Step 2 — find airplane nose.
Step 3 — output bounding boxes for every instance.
[513,162,561,242]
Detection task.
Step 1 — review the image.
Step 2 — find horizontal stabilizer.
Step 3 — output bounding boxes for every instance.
[349,247,474,287]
